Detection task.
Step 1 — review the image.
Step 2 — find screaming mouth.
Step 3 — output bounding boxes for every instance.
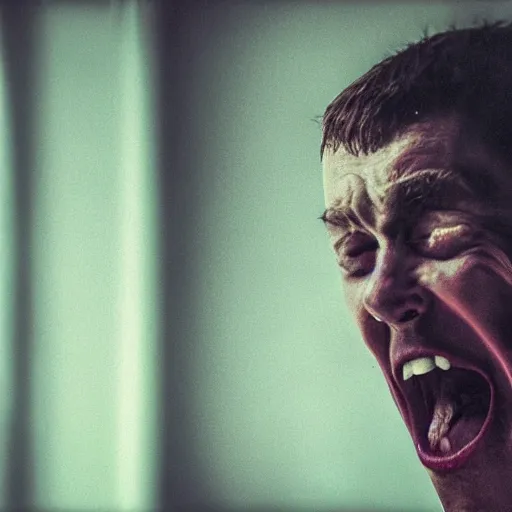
[399,355,494,471]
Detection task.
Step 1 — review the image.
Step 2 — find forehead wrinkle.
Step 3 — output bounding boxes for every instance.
[372,126,473,214]
[328,173,376,231]
[342,151,400,216]
[387,119,461,180]
[364,169,474,236]
[351,177,375,229]
[323,119,468,226]
[382,169,473,197]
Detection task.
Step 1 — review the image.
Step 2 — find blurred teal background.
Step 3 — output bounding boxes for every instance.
[0,1,511,511]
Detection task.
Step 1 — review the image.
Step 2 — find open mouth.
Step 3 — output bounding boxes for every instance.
[399,355,494,472]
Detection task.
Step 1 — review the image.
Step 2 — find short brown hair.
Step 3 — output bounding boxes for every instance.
[321,21,512,161]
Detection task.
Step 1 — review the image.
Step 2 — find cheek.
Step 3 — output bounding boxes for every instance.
[417,243,512,327]
[342,281,366,319]
[417,244,512,389]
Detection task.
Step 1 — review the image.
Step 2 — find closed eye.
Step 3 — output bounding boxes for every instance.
[411,223,475,259]
[345,238,378,257]
[340,231,377,254]
[336,232,378,277]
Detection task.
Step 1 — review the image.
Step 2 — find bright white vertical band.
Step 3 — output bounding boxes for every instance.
[117,3,158,510]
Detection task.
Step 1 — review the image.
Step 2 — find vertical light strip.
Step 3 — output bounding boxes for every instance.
[117,3,158,510]
[0,10,14,510]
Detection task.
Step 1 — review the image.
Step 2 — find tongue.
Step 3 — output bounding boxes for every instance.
[426,381,489,455]
[428,396,455,452]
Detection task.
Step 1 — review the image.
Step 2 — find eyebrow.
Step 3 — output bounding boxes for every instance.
[321,170,474,230]
[384,169,471,211]
[320,206,353,227]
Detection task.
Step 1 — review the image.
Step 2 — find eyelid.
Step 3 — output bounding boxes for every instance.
[333,233,351,252]
[415,222,471,240]
[334,231,378,279]
[337,251,376,279]
[333,229,376,252]
[433,224,470,236]
[411,222,475,259]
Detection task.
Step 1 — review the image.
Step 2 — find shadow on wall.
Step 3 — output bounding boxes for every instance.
[0,4,37,511]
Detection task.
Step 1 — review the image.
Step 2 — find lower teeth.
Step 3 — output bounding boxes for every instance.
[440,436,451,453]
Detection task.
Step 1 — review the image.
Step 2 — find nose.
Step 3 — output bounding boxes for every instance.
[363,243,427,327]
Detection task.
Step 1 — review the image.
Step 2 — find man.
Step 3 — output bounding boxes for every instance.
[321,22,512,512]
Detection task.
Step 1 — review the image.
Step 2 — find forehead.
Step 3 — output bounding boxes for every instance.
[323,119,456,206]
[322,118,511,217]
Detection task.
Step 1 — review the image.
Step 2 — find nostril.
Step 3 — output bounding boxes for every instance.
[399,309,419,323]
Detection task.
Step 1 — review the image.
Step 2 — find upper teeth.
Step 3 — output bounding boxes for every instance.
[402,356,451,381]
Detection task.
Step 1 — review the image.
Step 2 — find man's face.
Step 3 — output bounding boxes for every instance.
[322,116,512,503]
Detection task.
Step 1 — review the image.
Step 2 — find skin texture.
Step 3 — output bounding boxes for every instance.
[322,116,512,511]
